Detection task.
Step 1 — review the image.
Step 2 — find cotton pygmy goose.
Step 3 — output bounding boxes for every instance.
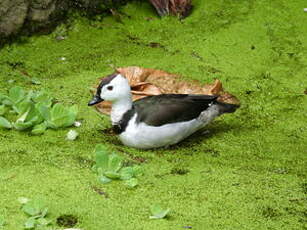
[88,74,239,149]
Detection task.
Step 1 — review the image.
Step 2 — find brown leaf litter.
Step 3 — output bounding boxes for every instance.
[91,66,240,115]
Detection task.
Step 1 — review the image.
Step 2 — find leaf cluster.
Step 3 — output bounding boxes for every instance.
[19,198,52,229]
[93,144,142,188]
[0,86,78,134]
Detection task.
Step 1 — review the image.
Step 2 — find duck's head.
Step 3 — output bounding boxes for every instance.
[88,74,131,106]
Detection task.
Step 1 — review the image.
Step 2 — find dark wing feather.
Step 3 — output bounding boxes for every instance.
[133,94,218,126]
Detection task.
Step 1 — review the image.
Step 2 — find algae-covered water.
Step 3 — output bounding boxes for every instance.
[0,0,307,229]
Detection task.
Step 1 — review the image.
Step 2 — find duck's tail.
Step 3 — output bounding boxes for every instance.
[216,102,240,114]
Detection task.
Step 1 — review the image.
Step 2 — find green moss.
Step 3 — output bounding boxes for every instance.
[0,0,306,229]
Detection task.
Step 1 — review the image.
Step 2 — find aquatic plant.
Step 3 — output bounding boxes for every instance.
[93,144,142,187]
[0,86,78,134]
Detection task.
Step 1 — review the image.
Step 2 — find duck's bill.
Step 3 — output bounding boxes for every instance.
[88,96,104,106]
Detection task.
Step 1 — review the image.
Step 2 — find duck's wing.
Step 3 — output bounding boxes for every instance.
[133,94,218,126]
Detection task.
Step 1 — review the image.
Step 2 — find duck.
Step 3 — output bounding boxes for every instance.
[88,73,239,149]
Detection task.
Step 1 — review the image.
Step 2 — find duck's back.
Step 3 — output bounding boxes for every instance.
[133,94,218,126]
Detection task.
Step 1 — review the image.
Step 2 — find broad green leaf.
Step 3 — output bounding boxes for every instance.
[0,105,7,116]
[14,102,42,126]
[2,99,12,106]
[1,93,12,106]
[95,144,109,154]
[31,123,47,135]
[131,165,143,177]
[24,217,36,229]
[50,103,66,117]
[13,99,32,115]
[69,104,78,117]
[149,204,170,219]
[124,178,138,188]
[0,93,6,103]
[16,106,31,122]
[21,199,45,216]
[27,115,43,126]
[25,90,34,101]
[99,175,112,184]
[24,104,43,124]
[32,91,53,107]
[37,104,50,121]
[14,121,34,131]
[9,86,25,103]
[40,208,48,218]
[104,171,121,179]
[120,166,142,180]
[36,217,50,226]
[94,145,109,171]
[0,116,12,129]
[119,167,134,180]
[48,103,77,129]
[108,153,123,172]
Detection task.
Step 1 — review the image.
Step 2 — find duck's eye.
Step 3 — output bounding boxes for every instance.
[107,86,113,91]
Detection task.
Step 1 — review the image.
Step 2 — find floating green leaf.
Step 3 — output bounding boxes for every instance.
[47,103,77,129]
[0,116,12,129]
[108,153,123,172]
[22,199,46,217]
[31,122,47,135]
[119,167,134,180]
[0,93,6,103]
[13,100,32,115]
[94,144,110,172]
[99,175,112,184]
[24,217,36,229]
[149,204,170,219]
[20,198,51,230]
[32,91,53,107]
[9,86,25,104]
[124,178,138,188]
[131,165,143,177]
[0,87,77,135]
[24,105,43,125]
[104,171,121,179]
[40,208,48,218]
[36,217,50,226]
[37,104,51,121]
[0,105,7,116]
[93,145,142,186]
[14,121,34,131]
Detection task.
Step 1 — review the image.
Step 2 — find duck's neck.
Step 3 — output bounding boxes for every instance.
[111,95,133,124]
